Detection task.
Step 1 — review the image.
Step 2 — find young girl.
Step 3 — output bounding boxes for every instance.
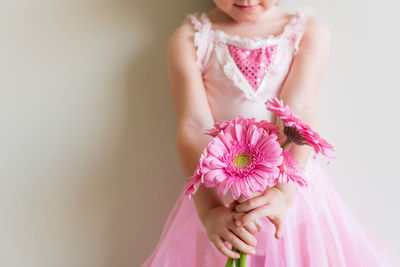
[142,2,400,266]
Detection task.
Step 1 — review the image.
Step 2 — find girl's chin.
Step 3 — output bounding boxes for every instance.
[231,11,263,22]
[233,3,260,12]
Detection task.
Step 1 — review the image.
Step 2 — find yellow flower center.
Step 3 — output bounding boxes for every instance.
[235,154,250,168]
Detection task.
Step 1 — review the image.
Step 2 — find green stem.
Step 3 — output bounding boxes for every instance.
[226,220,257,266]
[281,140,292,150]
[233,247,241,267]
[225,257,233,267]
[240,251,247,267]
[225,245,237,267]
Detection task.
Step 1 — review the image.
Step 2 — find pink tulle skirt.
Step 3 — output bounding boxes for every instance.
[141,158,400,266]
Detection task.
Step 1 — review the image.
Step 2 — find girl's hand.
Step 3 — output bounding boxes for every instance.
[202,202,261,258]
[234,186,296,240]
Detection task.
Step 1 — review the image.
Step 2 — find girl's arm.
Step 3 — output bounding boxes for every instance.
[274,16,332,201]
[167,21,259,258]
[167,22,223,223]
[235,17,332,239]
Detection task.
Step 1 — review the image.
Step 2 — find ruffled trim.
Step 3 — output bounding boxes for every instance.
[185,13,212,72]
[215,41,255,99]
[212,26,283,50]
[288,6,316,56]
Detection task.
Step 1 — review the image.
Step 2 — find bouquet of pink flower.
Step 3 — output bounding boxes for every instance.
[184,97,334,267]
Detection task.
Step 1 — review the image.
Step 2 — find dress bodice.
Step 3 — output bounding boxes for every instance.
[184,6,316,123]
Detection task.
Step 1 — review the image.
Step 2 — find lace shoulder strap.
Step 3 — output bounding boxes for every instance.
[284,6,316,56]
[184,13,212,72]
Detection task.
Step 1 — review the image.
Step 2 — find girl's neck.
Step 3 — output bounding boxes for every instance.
[205,6,293,39]
[207,5,288,26]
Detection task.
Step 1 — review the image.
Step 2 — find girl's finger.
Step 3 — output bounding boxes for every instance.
[228,224,257,247]
[235,205,274,227]
[228,200,237,211]
[271,217,284,240]
[232,211,243,220]
[256,222,262,232]
[237,196,247,204]
[237,192,262,204]
[214,236,240,259]
[245,221,259,236]
[235,194,270,213]
[233,212,259,235]
[222,229,256,256]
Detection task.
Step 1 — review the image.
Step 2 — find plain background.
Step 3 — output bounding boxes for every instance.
[1,0,399,266]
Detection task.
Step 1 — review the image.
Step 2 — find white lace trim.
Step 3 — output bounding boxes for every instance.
[212,28,282,50]
[290,6,316,55]
[186,13,212,72]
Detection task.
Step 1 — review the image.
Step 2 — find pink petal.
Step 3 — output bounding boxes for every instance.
[184,174,202,199]
[204,169,224,183]
[217,131,233,150]
[217,178,234,197]
[235,123,244,143]
[207,139,226,158]
[204,156,227,168]
[250,127,264,146]
[245,124,257,144]
[231,180,242,200]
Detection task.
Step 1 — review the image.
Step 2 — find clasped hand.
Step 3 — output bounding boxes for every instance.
[203,185,295,258]
[234,185,295,240]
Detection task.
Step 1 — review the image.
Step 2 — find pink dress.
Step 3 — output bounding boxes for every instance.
[142,6,400,267]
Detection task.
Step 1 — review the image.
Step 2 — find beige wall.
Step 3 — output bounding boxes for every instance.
[0,0,399,266]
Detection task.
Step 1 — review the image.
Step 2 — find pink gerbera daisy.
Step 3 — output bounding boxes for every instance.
[204,116,279,137]
[185,117,283,200]
[265,97,335,159]
[183,150,208,199]
[276,146,308,187]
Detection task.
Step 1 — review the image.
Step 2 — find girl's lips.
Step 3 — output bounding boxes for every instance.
[234,3,259,11]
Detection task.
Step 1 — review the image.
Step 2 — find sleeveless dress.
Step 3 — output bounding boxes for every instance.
[141,6,400,267]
